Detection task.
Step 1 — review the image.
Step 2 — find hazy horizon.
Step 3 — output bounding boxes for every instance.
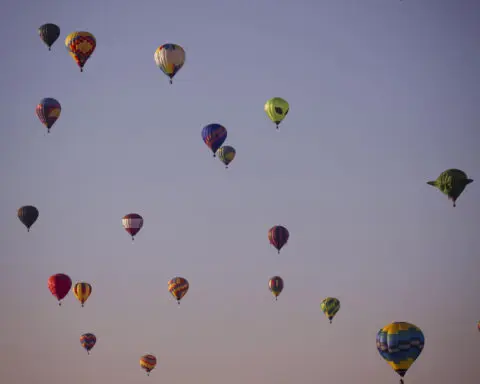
[1,1,479,383]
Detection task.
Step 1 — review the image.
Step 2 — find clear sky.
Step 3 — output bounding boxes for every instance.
[1,0,479,383]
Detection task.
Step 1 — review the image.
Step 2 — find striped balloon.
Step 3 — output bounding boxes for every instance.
[80,333,96,354]
[320,297,340,324]
[73,282,92,307]
[168,277,189,304]
[376,321,425,384]
[216,145,236,168]
[140,354,157,375]
[36,98,61,133]
[201,124,227,157]
[268,276,284,301]
[268,225,290,254]
[122,213,143,241]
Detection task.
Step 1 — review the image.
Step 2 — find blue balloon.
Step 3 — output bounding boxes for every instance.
[201,124,227,157]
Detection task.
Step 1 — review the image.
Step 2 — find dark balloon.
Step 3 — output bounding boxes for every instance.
[38,23,60,51]
[201,124,227,157]
[268,276,284,300]
[17,205,39,232]
[268,225,290,253]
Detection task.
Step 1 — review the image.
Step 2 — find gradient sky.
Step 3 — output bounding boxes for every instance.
[1,0,479,383]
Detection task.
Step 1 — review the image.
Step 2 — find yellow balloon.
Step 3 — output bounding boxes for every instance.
[65,31,96,72]
[216,145,236,168]
[72,282,92,307]
[264,97,289,129]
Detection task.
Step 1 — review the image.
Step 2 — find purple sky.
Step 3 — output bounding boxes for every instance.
[1,1,479,383]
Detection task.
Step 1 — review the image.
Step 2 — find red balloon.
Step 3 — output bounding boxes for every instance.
[122,213,144,240]
[48,273,72,305]
[268,225,290,253]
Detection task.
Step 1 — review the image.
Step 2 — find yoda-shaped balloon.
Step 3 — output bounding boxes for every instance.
[427,169,473,207]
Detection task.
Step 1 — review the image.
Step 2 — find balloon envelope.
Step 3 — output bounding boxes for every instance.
[48,274,72,304]
[268,276,284,299]
[154,43,185,83]
[427,169,473,207]
[168,277,189,303]
[65,31,96,71]
[376,321,425,380]
[268,225,290,253]
[38,23,60,50]
[320,297,340,323]
[201,124,227,156]
[80,333,96,353]
[36,98,61,133]
[217,145,236,167]
[140,354,157,375]
[122,213,143,239]
[264,97,289,128]
[17,205,39,231]
[73,282,92,307]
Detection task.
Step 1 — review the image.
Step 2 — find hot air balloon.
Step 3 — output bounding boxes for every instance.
[140,354,157,376]
[320,297,340,324]
[154,43,185,84]
[65,31,96,72]
[48,274,72,305]
[264,97,289,129]
[427,169,473,207]
[376,321,425,384]
[217,145,236,168]
[201,124,227,157]
[268,276,284,301]
[122,213,143,241]
[73,282,92,307]
[38,23,60,51]
[17,205,39,232]
[36,98,61,133]
[477,320,480,332]
[268,225,289,254]
[168,277,189,305]
[80,333,96,355]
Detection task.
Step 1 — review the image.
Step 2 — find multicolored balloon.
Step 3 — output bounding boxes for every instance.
[168,277,189,305]
[268,225,290,254]
[38,23,60,51]
[122,213,143,241]
[427,169,473,207]
[80,333,96,355]
[217,145,236,168]
[48,273,72,305]
[264,97,289,129]
[140,354,157,376]
[376,321,425,384]
[268,276,284,301]
[154,43,186,84]
[320,297,340,324]
[17,205,39,232]
[36,98,61,133]
[201,124,227,157]
[65,31,96,72]
[73,282,92,307]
